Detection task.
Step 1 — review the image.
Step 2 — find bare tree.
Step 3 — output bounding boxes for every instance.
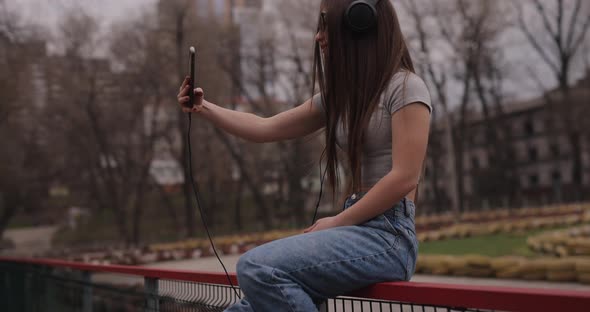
[0,0,24,125]
[402,0,519,212]
[108,17,179,245]
[217,0,323,228]
[154,0,246,236]
[516,0,590,201]
[154,0,201,237]
[275,1,326,226]
[43,9,173,246]
[402,0,461,214]
[455,1,520,209]
[109,13,183,234]
[403,0,479,213]
[0,0,48,240]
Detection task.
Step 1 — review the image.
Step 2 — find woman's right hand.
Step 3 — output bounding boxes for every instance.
[177,76,205,113]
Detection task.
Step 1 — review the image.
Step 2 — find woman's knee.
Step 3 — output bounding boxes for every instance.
[236,249,274,291]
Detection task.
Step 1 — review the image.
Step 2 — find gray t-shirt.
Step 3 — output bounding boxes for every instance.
[313,71,432,188]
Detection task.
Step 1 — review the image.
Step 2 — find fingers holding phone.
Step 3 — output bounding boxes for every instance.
[177,46,203,113]
[177,80,204,113]
[176,76,191,110]
[189,87,205,113]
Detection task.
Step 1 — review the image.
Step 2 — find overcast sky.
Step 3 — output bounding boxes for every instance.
[8,0,157,31]
[5,0,589,104]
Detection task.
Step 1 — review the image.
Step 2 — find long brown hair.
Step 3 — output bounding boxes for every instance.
[312,0,415,197]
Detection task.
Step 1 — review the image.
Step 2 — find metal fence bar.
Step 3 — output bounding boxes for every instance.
[82,271,93,312]
[145,277,159,312]
[2,258,590,312]
[24,264,32,312]
[43,266,57,312]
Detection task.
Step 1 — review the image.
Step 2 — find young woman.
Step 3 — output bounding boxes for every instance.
[176,0,431,310]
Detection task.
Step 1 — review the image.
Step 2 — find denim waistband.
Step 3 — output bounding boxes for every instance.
[343,192,414,219]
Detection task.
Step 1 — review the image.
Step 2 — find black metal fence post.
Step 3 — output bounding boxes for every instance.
[82,271,93,312]
[145,277,159,312]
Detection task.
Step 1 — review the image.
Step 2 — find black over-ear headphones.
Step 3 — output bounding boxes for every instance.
[345,0,381,33]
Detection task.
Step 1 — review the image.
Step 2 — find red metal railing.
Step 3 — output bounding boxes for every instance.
[1,256,589,312]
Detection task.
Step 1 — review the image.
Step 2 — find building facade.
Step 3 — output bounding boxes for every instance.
[420,74,590,212]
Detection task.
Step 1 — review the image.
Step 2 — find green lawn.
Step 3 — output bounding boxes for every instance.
[418,225,586,257]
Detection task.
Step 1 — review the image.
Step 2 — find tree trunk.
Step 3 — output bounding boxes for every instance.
[0,190,19,240]
[131,167,151,246]
[214,128,272,229]
[568,131,583,201]
[234,178,244,232]
[154,182,181,233]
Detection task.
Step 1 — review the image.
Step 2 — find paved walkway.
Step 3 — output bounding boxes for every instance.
[145,254,590,291]
[1,226,58,257]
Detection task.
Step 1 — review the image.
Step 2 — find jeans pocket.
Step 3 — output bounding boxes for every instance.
[375,219,401,250]
[360,216,400,250]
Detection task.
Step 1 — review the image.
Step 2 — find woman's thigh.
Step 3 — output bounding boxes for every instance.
[238,222,412,299]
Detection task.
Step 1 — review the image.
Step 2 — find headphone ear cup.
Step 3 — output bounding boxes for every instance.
[346,0,377,33]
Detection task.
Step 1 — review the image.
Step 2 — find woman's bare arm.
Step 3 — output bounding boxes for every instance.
[198,98,325,143]
[177,77,325,143]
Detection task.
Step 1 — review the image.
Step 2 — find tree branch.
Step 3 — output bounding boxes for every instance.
[515,1,561,75]
[570,14,590,57]
[557,0,564,48]
[532,0,561,47]
[566,0,583,50]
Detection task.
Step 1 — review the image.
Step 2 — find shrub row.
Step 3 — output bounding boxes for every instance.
[527,225,590,257]
[416,254,590,284]
[416,202,589,230]
[418,211,590,242]
[60,203,590,266]
[64,229,302,265]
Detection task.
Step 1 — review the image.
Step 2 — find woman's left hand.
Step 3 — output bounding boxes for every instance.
[303,216,342,233]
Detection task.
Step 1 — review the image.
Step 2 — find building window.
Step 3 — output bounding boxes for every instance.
[545,117,553,131]
[471,156,480,169]
[528,147,538,162]
[529,174,539,186]
[551,171,561,183]
[469,131,481,145]
[550,144,560,157]
[507,148,517,161]
[524,120,534,136]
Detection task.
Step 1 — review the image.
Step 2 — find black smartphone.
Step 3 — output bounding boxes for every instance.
[188,46,196,108]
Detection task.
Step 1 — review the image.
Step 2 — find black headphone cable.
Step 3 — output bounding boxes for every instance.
[186,113,241,299]
[187,112,326,298]
[311,147,328,225]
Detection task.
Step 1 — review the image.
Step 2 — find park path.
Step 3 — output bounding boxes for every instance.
[1,225,58,257]
[143,254,590,291]
[2,228,588,292]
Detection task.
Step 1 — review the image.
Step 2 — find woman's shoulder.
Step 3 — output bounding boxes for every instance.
[383,70,432,114]
[388,70,428,90]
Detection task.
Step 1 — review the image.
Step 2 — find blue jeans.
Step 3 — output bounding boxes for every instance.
[224,194,418,312]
